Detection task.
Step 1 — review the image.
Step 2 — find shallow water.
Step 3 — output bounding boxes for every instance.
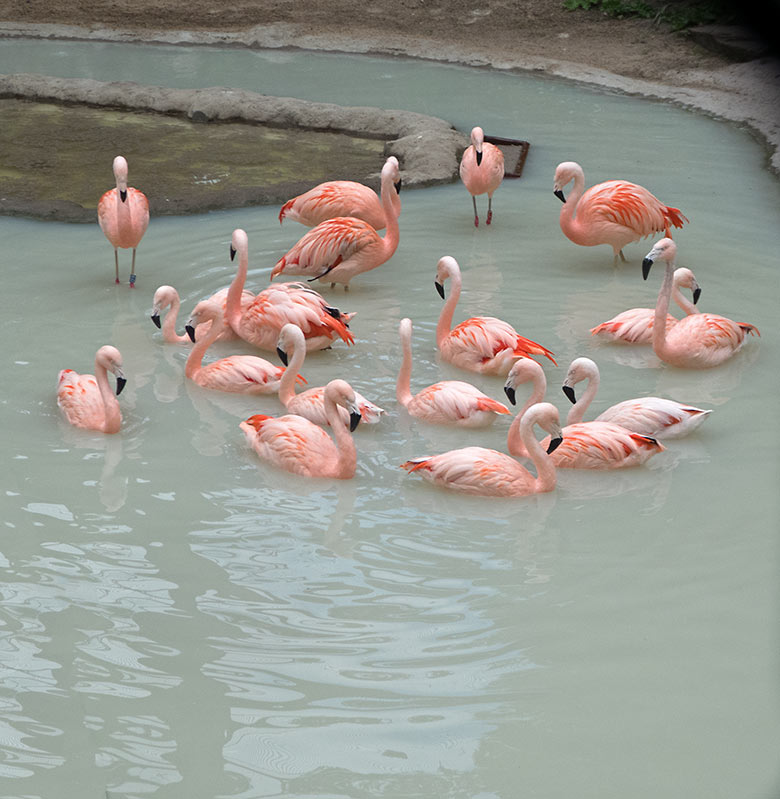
[1,40,779,799]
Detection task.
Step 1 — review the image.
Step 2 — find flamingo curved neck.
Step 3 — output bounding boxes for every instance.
[278,333,306,406]
[566,369,599,425]
[96,362,121,434]
[162,296,184,342]
[521,414,556,492]
[225,248,248,330]
[506,373,547,453]
[380,170,400,256]
[325,395,357,478]
[558,170,589,245]
[652,261,675,362]
[672,280,699,316]
[185,316,223,380]
[396,327,414,407]
[436,270,461,348]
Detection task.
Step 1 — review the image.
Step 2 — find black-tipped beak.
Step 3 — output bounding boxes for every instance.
[642,257,653,280]
[325,305,342,320]
[349,411,361,432]
[562,385,577,405]
[504,385,517,405]
[394,179,402,194]
[119,189,127,202]
[230,245,236,262]
[693,287,701,304]
[151,313,161,329]
[435,280,445,299]
[276,346,289,366]
[554,189,565,203]
[476,150,483,167]
[185,324,196,343]
[546,435,563,454]
[115,376,127,395]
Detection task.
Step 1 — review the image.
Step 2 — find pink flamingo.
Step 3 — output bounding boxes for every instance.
[561,356,712,439]
[400,402,563,497]
[459,126,504,227]
[396,317,510,427]
[276,323,385,425]
[642,238,760,368]
[502,357,664,466]
[279,156,401,230]
[184,300,304,395]
[270,156,401,288]
[553,161,688,265]
[590,267,701,344]
[97,155,150,286]
[151,284,253,344]
[224,229,355,351]
[435,255,556,375]
[57,345,126,434]
[240,379,362,479]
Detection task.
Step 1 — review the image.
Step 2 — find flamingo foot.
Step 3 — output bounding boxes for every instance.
[473,215,479,227]
[486,210,493,225]
[129,274,137,287]
[115,277,121,284]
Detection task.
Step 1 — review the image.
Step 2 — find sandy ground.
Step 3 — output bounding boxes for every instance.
[0,1,779,171]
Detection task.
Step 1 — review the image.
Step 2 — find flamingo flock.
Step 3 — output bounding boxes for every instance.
[58,137,760,495]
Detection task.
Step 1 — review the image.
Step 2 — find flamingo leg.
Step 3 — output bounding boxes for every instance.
[472,196,479,227]
[486,196,493,225]
[129,248,137,287]
[114,249,120,284]
[619,249,627,263]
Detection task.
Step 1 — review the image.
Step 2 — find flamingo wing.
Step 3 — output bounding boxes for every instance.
[271,217,380,281]
[280,181,385,229]
[56,371,106,428]
[548,421,663,469]
[596,397,712,438]
[197,356,286,394]
[590,308,678,344]
[669,313,759,363]
[412,381,510,422]
[450,317,556,365]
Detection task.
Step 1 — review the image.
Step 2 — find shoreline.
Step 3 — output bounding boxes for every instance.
[1,20,779,175]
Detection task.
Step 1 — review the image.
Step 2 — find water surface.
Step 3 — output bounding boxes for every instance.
[1,39,778,799]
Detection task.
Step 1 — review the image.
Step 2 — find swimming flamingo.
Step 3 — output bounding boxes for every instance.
[151,284,253,344]
[459,126,504,227]
[276,323,385,425]
[642,238,760,368]
[224,229,355,351]
[562,356,712,439]
[435,255,556,375]
[502,357,663,466]
[270,156,401,288]
[553,161,688,265]
[279,156,401,230]
[396,317,510,427]
[240,379,362,478]
[57,345,126,434]
[97,155,150,286]
[184,300,304,395]
[400,402,563,497]
[590,267,701,344]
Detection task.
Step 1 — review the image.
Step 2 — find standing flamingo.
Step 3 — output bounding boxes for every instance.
[224,229,355,351]
[270,156,401,288]
[400,402,563,497]
[435,255,556,375]
[240,379,362,479]
[642,238,760,368]
[459,126,504,227]
[279,156,401,229]
[184,300,304,395]
[151,284,253,344]
[590,267,701,344]
[97,155,150,286]
[553,161,688,265]
[276,323,385,425]
[57,345,126,434]
[561,356,712,438]
[396,317,510,427]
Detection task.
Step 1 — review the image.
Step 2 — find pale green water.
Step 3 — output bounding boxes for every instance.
[1,40,779,799]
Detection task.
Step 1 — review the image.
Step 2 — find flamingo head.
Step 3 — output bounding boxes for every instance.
[325,379,361,432]
[673,267,701,304]
[562,357,598,403]
[435,255,459,299]
[469,126,485,165]
[643,237,677,279]
[150,285,177,329]
[97,345,125,395]
[504,357,544,406]
[383,155,402,194]
[230,228,248,262]
[552,161,581,203]
[112,156,129,201]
